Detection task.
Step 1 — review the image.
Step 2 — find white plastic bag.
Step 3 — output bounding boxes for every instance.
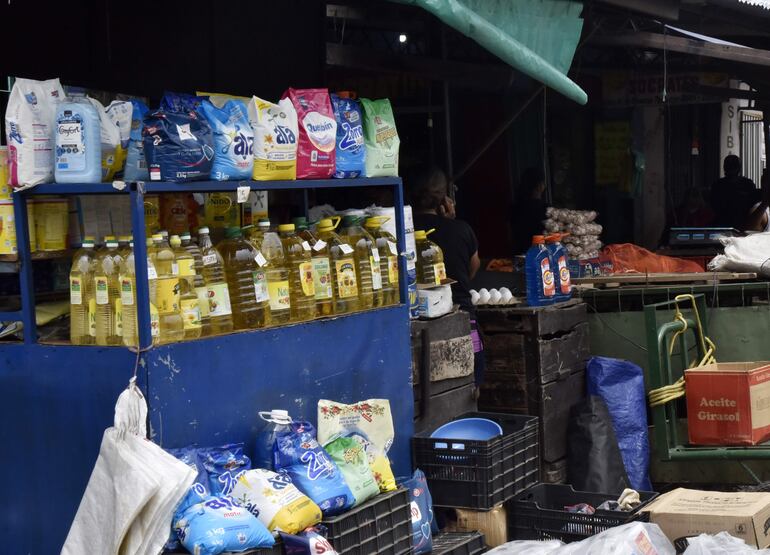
[87,97,123,181]
[486,540,564,554]
[684,532,770,554]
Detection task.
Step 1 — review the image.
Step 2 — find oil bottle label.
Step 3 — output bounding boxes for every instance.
[313,239,327,252]
[313,257,333,300]
[146,259,157,279]
[70,277,83,305]
[388,240,398,256]
[171,262,179,276]
[195,286,211,318]
[302,241,311,252]
[95,275,109,305]
[202,253,218,266]
[339,243,354,255]
[156,277,180,312]
[268,280,291,311]
[433,263,446,285]
[253,270,270,303]
[372,248,381,263]
[541,258,556,297]
[88,299,96,337]
[299,262,315,296]
[335,258,358,298]
[388,256,399,284]
[370,256,383,290]
[181,298,202,329]
[178,258,195,276]
[557,255,571,294]
[207,282,232,317]
[150,303,160,337]
[115,299,123,337]
[120,276,134,305]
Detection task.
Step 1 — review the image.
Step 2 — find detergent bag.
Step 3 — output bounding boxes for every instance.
[5,77,65,188]
[143,110,214,182]
[161,91,205,113]
[229,469,322,534]
[198,442,251,495]
[124,99,150,181]
[360,98,400,177]
[274,421,355,516]
[248,96,299,181]
[281,528,339,555]
[331,94,365,178]
[198,99,254,181]
[282,88,336,179]
[402,469,435,554]
[87,97,123,181]
[324,436,379,507]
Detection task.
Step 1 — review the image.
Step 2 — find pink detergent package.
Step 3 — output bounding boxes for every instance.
[281,88,337,179]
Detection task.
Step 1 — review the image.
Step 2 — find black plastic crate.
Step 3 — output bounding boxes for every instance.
[509,483,659,543]
[413,411,540,509]
[320,488,412,555]
[431,531,486,555]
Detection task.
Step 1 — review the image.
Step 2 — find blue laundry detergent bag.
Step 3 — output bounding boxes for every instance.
[124,99,149,181]
[331,95,365,178]
[281,528,339,555]
[198,99,254,181]
[402,469,434,554]
[274,421,355,516]
[143,109,214,182]
[161,90,206,113]
[198,443,252,496]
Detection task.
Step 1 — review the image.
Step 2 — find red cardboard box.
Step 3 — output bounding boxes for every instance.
[685,362,770,445]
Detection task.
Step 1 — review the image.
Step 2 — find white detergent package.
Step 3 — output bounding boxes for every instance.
[106,100,133,149]
[5,77,65,189]
[87,97,123,181]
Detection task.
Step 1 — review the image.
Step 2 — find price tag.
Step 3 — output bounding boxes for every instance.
[388,241,398,256]
[171,262,179,275]
[372,248,381,262]
[339,243,354,255]
[112,180,126,191]
[255,252,268,267]
[202,253,217,266]
[302,241,311,251]
[313,239,327,252]
[237,184,250,203]
[146,262,158,279]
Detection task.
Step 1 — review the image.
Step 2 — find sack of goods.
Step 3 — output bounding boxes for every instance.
[143,109,214,182]
[544,207,603,260]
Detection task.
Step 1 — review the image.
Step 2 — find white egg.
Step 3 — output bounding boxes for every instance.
[489,289,502,304]
[471,290,480,305]
[500,289,513,304]
[478,289,491,305]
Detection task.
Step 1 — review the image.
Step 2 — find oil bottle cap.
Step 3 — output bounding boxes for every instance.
[152,233,163,242]
[278,223,295,232]
[545,234,559,243]
[364,216,387,229]
[170,235,181,247]
[160,230,168,238]
[118,235,132,243]
[317,217,341,231]
[224,226,242,239]
[199,226,210,234]
[414,229,434,241]
[341,214,361,227]
[104,235,116,242]
[257,218,271,229]
[292,217,310,230]
[532,235,545,245]
[180,231,191,240]
[82,239,94,248]
[106,240,118,248]
[84,235,96,242]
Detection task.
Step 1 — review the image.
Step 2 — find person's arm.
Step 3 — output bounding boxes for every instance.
[744,172,770,231]
[469,251,481,279]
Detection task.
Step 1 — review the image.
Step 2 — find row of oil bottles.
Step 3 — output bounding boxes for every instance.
[68,215,426,346]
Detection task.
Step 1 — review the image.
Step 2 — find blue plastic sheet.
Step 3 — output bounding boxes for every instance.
[586,356,653,491]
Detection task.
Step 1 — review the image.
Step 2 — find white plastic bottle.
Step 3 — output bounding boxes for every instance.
[54,98,102,183]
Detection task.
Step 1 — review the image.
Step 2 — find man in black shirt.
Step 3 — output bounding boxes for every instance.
[710,155,760,229]
[511,168,548,254]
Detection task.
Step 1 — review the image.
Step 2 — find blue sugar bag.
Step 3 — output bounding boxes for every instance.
[331,95,365,178]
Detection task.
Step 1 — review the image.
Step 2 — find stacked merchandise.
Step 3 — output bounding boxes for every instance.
[543,208,602,260]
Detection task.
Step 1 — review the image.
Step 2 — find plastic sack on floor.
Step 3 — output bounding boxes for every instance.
[143,109,214,182]
[274,421,355,516]
[684,532,770,554]
[602,243,703,274]
[567,395,630,494]
[198,442,251,496]
[360,98,399,177]
[281,528,339,555]
[485,540,564,555]
[324,436,379,506]
[197,99,254,181]
[282,88,336,179]
[331,94,365,178]
[124,99,149,181]
[401,469,435,554]
[587,356,653,491]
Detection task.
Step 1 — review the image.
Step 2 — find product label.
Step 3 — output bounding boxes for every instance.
[202,253,218,266]
[156,277,180,312]
[70,276,83,305]
[88,299,96,337]
[302,112,337,152]
[171,262,179,276]
[178,258,195,277]
[56,117,86,171]
[114,299,123,338]
[119,276,135,306]
[338,243,354,255]
[95,275,109,305]
[268,280,291,311]
[146,260,158,279]
[313,257,333,300]
[181,298,202,330]
[298,262,315,296]
[207,282,232,317]
[254,252,268,267]
[370,256,383,290]
[301,240,311,252]
[388,256,399,285]
[150,303,160,337]
[253,270,269,302]
[557,255,571,294]
[371,248,381,263]
[388,240,398,256]
[313,239,327,252]
[433,262,447,285]
[335,258,358,298]
[541,258,556,297]
[195,286,211,318]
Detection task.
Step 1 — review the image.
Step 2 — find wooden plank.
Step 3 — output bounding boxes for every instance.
[413,383,478,434]
[477,300,587,336]
[411,335,474,383]
[539,371,586,463]
[573,272,756,286]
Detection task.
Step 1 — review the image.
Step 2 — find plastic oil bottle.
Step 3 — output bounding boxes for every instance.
[171,235,202,339]
[339,215,383,309]
[54,97,102,184]
[545,233,572,303]
[219,226,270,330]
[255,409,293,470]
[69,237,97,345]
[316,217,359,314]
[145,238,161,343]
[278,223,315,322]
[116,235,132,266]
[294,217,335,318]
[154,233,184,344]
[415,229,447,286]
[120,241,160,347]
[198,226,234,334]
[525,235,556,307]
[365,216,399,306]
[249,217,272,249]
[94,237,121,345]
[262,228,292,325]
[181,231,211,337]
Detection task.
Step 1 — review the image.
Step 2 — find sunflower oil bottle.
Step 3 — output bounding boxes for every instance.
[181,231,211,337]
[316,217,359,314]
[171,235,202,340]
[339,215,383,309]
[154,232,184,344]
[69,237,97,345]
[294,217,334,317]
[249,217,272,249]
[365,216,399,306]
[278,223,315,322]
[262,229,292,325]
[415,229,447,286]
[116,235,132,268]
[145,238,161,344]
[219,227,270,329]
[198,226,234,334]
[94,237,121,345]
[120,241,160,347]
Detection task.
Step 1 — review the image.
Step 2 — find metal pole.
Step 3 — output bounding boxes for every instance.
[130,184,152,350]
[13,193,36,344]
[393,178,409,308]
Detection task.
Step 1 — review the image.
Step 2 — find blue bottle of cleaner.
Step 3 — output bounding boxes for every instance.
[254,409,292,470]
[55,97,102,183]
[525,235,556,307]
[546,233,572,303]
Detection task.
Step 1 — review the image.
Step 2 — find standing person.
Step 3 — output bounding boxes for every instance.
[710,155,760,229]
[410,166,485,388]
[510,167,548,255]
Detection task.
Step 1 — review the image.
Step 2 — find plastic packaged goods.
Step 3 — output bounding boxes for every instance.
[330,94,365,178]
[278,223,316,322]
[34,196,69,251]
[198,227,234,334]
[414,229,446,286]
[324,436,379,507]
[153,233,184,344]
[402,469,434,554]
[262,230,292,325]
[218,226,270,330]
[124,99,150,182]
[143,109,214,182]
[160,91,205,113]
[105,100,132,152]
[161,193,197,236]
[54,97,102,184]
[204,192,240,233]
[70,238,97,345]
[86,97,123,181]
[248,96,299,180]
[5,77,65,188]
[198,99,254,181]
[525,235,555,306]
[198,443,252,496]
[282,88,337,179]
[316,217,359,314]
[146,238,161,344]
[365,216,399,306]
[181,232,211,337]
[281,528,339,555]
[248,217,272,250]
[171,235,202,340]
[360,98,400,177]
[118,243,140,347]
[94,238,121,345]
[294,217,334,317]
[339,215,383,309]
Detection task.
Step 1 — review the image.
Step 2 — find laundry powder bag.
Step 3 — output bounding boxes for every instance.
[124,99,150,181]
[143,109,214,182]
[87,97,123,181]
[198,99,254,181]
[281,528,339,555]
[274,421,355,516]
[161,90,205,113]
[324,436,379,506]
[198,442,252,496]
[248,96,299,181]
[5,77,65,188]
[105,100,133,176]
[402,469,435,554]
[229,469,322,534]
[282,88,336,179]
[360,98,400,177]
[331,94,365,178]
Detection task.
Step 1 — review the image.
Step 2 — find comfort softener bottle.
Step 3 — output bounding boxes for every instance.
[55,97,102,183]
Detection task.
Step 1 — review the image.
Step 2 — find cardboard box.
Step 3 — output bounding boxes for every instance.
[685,361,770,445]
[446,505,507,548]
[645,488,770,548]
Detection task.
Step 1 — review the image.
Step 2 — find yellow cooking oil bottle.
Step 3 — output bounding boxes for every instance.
[171,234,202,340]
[153,232,184,344]
[316,217,359,314]
[198,226,234,335]
[262,228,292,325]
[120,240,160,347]
[249,217,272,249]
[117,235,132,261]
[69,237,97,345]
[339,215,383,309]
[278,223,315,322]
[365,217,399,306]
[181,231,211,337]
[294,217,334,318]
[219,226,271,330]
[415,229,447,286]
[94,237,121,345]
